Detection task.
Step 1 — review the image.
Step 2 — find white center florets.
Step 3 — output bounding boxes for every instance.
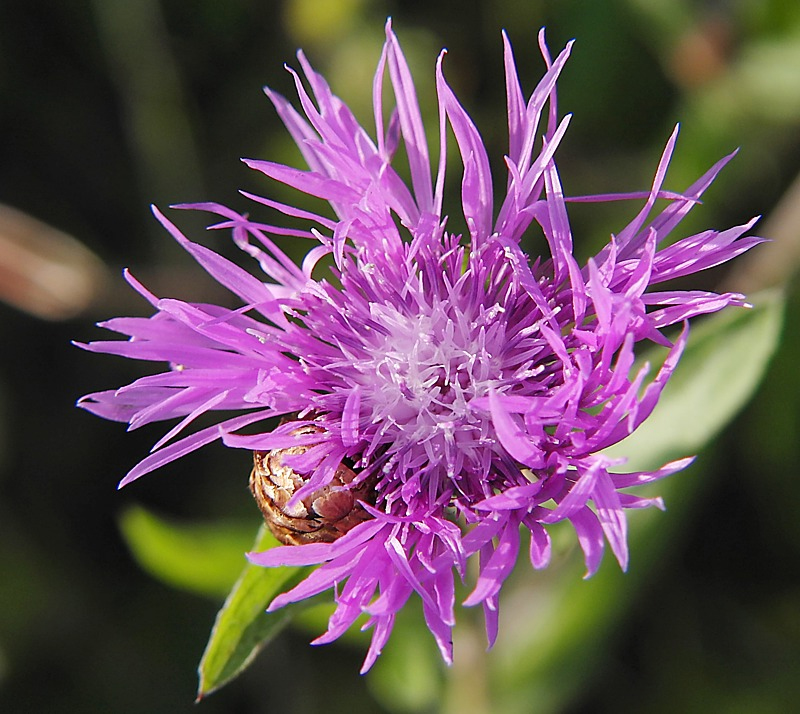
[355,299,505,466]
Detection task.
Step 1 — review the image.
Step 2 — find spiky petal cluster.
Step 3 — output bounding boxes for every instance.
[78,22,761,670]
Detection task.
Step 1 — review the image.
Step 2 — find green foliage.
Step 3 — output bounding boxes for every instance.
[196,525,316,699]
[119,506,256,598]
[118,509,319,698]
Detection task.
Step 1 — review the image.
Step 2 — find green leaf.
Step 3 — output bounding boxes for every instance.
[119,506,257,598]
[196,524,314,700]
[119,507,320,697]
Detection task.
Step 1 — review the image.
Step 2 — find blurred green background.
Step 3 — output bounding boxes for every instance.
[1,0,799,712]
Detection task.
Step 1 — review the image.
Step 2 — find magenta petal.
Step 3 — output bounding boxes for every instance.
[436,53,493,241]
[472,481,543,511]
[570,506,606,578]
[611,457,695,488]
[463,517,521,607]
[359,613,396,674]
[152,208,275,313]
[119,410,268,487]
[592,469,629,571]
[483,595,500,649]
[488,390,546,468]
[248,519,387,567]
[538,464,598,524]
[385,22,434,213]
[525,518,552,570]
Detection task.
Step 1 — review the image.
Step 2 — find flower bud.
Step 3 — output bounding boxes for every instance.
[249,426,374,545]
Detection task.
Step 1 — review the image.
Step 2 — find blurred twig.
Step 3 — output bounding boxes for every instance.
[0,204,109,320]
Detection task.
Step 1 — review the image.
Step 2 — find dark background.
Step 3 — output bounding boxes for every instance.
[1,1,799,712]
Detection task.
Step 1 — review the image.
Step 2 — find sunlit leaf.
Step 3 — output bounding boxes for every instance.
[119,506,256,598]
[196,524,315,699]
[120,508,323,698]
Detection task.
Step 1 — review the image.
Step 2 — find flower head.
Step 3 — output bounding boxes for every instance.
[78,21,761,670]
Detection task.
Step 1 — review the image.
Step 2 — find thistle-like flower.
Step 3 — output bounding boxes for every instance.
[78,22,761,671]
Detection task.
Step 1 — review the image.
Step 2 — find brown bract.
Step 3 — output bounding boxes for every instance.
[249,426,374,545]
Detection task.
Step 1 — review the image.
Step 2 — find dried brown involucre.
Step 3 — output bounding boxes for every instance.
[249,426,374,545]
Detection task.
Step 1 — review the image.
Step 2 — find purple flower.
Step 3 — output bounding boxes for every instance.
[78,21,761,671]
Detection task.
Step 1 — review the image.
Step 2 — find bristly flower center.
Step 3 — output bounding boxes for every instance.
[311,247,560,504]
[362,302,493,438]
